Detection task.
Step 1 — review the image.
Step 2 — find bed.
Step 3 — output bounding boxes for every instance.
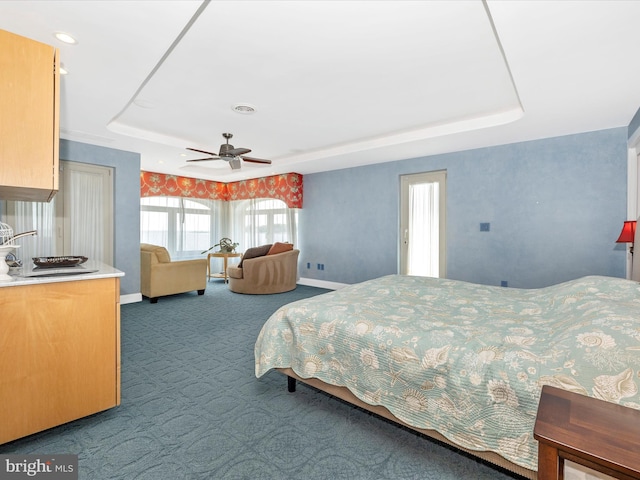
[254,275,640,478]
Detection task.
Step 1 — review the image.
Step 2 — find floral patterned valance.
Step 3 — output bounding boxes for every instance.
[140,171,303,208]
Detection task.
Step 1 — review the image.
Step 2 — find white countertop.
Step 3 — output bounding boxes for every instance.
[0,260,124,287]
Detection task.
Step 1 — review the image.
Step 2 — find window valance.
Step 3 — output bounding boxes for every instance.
[140,171,303,208]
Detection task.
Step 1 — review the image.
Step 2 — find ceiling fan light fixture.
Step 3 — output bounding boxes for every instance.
[232,103,256,115]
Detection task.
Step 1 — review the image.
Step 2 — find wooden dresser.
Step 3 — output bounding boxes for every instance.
[534,385,640,480]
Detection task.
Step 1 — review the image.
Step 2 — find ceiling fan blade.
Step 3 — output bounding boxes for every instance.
[241,156,272,165]
[186,156,221,162]
[228,147,251,156]
[187,147,218,156]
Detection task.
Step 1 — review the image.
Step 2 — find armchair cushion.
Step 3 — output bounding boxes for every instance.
[267,242,293,255]
[140,243,207,303]
[238,244,272,267]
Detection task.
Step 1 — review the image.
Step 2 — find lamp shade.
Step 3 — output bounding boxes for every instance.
[616,220,637,243]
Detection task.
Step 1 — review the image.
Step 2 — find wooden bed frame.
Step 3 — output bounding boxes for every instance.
[280,368,536,480]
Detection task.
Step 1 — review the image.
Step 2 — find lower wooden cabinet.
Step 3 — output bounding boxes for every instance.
[0,277,121,444]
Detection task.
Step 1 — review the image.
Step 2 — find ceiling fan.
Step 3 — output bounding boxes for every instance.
[186,133,272,170]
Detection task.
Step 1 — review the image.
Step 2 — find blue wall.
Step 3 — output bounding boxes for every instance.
[300,128,628,288]
[60,139,141,296]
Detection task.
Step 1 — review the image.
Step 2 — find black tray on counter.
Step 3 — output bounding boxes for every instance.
[32,256,88,268]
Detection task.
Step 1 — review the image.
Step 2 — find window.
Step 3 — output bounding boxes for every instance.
[140,196,225,259]
[230,198,298,250]
[140,196,298,258]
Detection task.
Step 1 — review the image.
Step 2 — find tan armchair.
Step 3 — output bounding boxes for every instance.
[140,243,207,303]
[228,249,299,294]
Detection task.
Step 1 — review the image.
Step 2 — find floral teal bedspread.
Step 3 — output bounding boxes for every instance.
[254,275,640,471]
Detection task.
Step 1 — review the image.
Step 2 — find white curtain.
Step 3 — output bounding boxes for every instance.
[6,200,56,263]
[286,208,298,247]
[407,182,439,277]
[3,161,111,264]
[233,199,263,248]
[68,169,105,261]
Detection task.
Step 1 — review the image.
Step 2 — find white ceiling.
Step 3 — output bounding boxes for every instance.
[2,0,640,182]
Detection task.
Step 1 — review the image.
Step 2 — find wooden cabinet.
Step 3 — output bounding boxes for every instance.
[0,277,121,444]
[0,29,59,202]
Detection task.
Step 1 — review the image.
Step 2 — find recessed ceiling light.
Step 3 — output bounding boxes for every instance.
[232,103,256,114]
[54,32,77,45]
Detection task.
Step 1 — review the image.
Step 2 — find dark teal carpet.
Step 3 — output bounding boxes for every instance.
[1,281,524,479]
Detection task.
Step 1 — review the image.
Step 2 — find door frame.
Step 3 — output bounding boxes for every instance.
[399,170,447,277]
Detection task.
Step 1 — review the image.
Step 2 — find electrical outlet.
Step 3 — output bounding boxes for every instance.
[480,223,490,232]
[306,262,311,269]
[501,280,508,287]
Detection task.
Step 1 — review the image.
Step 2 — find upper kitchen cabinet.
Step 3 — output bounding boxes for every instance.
[0,29,59,202]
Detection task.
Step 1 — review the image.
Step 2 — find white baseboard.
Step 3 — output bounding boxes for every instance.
[121,293,142,305]
[298,277,348,290]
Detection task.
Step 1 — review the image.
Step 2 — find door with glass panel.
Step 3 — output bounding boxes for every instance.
[400,171,446,277]
[57,161,114,265]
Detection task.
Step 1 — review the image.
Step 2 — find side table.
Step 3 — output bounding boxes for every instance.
[207,252,242,283]
[534,385,640,480]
